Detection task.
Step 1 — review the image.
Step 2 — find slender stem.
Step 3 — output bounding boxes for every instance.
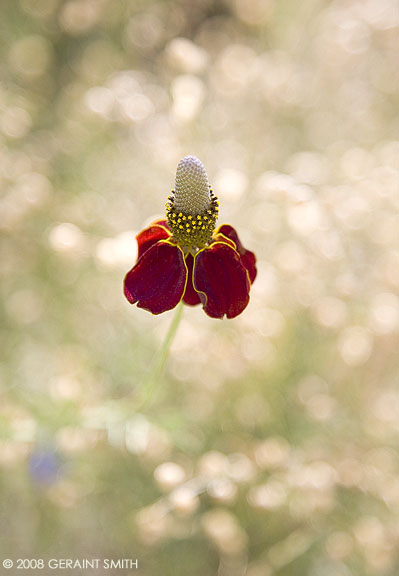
[137,302,184,410]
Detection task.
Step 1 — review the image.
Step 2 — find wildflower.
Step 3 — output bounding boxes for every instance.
[29,447,62,486]
[124,156,256,318]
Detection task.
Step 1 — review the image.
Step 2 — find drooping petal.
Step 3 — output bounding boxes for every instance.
[136,222,171,260]
[152,218,170,230]
[215,224,257,284]
[211,232,236,250]
[124,241,187,315]
[183,253,201,306]
[193,242,251,319]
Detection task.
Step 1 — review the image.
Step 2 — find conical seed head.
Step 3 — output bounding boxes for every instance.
[174,155,210,214]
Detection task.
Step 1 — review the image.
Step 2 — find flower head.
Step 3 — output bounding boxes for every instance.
[124,156,256,319]
[166,155,219,250]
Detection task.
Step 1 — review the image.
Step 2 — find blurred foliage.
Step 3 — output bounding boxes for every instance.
[0,0,398,575]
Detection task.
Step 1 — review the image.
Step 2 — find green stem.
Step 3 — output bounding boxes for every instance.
[137,302,184,410]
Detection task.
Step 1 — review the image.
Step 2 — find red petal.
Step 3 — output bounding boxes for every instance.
[152,218,170,230]
[193,242,251,319]
[183,253,201,306]
[211,232,236,250]
[215,224,257,284]
[124,241,187,315]
[136,223,171,260]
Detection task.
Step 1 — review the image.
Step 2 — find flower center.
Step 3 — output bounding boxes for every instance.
[166,156,219,250]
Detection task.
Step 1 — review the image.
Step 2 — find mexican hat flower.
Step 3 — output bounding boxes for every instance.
[124,156,257,319]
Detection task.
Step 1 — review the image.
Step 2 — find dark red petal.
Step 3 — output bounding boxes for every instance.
[211,232,236,250]
[124,241,187,315]
[152,218,170,230]
[215,224,257,284]
[136,223,171,260]
[193,242,251,319]
[183,253,201,306]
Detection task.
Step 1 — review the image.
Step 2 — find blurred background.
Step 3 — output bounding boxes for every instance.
[0,0,398,574]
